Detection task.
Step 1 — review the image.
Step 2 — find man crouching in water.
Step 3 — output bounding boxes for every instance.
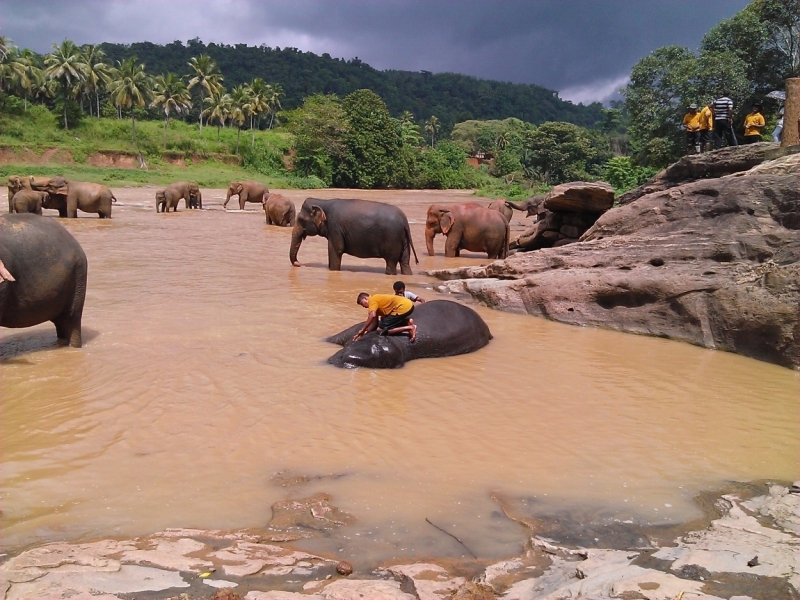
[353,292,417,342]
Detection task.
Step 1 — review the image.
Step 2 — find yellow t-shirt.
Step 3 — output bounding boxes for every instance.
[683,112,701,131]
[698,106,713,130]
[368,294,413,316]
[744,112,765,136]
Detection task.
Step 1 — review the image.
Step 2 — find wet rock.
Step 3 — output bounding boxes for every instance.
[388,563,466,600]
[210,585,242,596]
[429,168,800,369]
[544,181,614,213]
[267,493,355,535]
[618,142,777,205]
[335,561,353,576]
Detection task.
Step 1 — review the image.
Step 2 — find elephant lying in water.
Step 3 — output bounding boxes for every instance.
[326,300,492,368]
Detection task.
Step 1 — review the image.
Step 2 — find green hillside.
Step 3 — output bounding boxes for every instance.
[98,39,604,131]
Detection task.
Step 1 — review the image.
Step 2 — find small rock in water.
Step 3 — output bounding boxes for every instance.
[747,556,759,567]
[336,560,354,576]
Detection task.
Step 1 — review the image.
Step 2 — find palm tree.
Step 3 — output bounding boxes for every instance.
[424,115,440,147]
[151,73,192,146]
[399,110,415,125]
[229,84,251,154]
[44,40,87,129]
[106,56,152,143]
[81,45,112,117]
[202,91,231,141]
[266,82,284,129]
[31,68,54,105]
[246,78,269,144]
[1,46,31,102]
[187,54,223,135]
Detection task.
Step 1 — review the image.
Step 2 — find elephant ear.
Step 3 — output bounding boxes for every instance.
[310,205,327,229]
[440,210,454,235]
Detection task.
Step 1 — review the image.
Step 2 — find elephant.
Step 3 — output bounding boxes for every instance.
[10,190,48,215]
[43,177,116,218]
[326,300,492,368]
[156,182,202,213]
[488,198,512,222]
[290,198,418,275]
[224,180,268,210]
[263,193,296,226]
[506,196,545,218]
[7,175,30,212]
[425,203,510,259]
[0,213,88,348]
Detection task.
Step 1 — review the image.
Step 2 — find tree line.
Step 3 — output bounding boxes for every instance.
[0,38,285,153]
[624,0,798,166]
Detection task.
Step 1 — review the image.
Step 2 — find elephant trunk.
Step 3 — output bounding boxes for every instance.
[425,226,437,257]
[289,224,305,266]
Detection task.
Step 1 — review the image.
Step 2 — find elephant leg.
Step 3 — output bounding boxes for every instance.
[58,206,68,218]
[400,261,412,275]
[67,195,78,218]
[53,314,82,347]
[444,234,460,258]
[327,241,343,271]
[385,259,398,275]
[239,194,247,211]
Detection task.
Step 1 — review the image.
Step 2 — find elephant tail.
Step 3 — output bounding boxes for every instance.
[406,224,419,265]
[111,193,118,203]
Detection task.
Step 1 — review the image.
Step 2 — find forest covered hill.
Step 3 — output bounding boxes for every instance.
[98,39,604,130]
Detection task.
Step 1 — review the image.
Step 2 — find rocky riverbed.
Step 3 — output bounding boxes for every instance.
[1,482,798,599]
[429,146,800,370]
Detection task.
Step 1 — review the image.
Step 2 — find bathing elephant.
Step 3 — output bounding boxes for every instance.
[506,196,545,218]
[224,180,268,210]
[43,177,116,218]
[7,175,29,212]
[0,213,88,347]
[10,190,48,215]
[290,198,418,275]
[156,182,202,213]
[327,300,492,368]
[263,193,296,226]
[425,203,509,259]
[488,198,512,222]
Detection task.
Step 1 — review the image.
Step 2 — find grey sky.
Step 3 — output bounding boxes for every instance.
[1,0,751,104]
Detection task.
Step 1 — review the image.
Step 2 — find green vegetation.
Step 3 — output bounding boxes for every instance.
[624,0,798,167]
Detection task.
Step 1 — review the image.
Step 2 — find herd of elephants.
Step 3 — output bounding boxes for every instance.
[0,175,529,368]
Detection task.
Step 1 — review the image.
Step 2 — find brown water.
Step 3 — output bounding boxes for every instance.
[1,188,799,562]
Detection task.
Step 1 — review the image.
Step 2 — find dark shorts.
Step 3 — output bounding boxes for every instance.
[699,130,712,144]
[379,306,414,331]
[686,131,700,145]
[713,120,738,145]
[743,135,762,144]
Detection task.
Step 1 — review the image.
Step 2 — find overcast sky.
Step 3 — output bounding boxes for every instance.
[1,0,751,104]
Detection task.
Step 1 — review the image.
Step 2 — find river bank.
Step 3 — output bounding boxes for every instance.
[2,480,798,599]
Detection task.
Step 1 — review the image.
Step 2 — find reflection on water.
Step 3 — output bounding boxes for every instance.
[2,188,799,562]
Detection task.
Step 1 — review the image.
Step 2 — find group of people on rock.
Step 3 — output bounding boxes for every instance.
[681,95,782,155]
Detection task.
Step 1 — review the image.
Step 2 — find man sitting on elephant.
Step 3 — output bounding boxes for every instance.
[354,292,417,343]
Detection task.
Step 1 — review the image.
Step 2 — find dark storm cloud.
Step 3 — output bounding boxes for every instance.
[1,0,751,103]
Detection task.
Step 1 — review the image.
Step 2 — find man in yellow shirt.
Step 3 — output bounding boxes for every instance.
[682,103,702,155]
[353,292,417,342]
[743,103,765,144]
[698,103,714,152]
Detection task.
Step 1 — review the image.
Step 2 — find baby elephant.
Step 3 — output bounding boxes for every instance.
[11,190,48,215]
[262,193,296,226]
[156,182,202,213]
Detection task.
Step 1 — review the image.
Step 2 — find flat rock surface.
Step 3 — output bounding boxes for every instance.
[543,181,615,212]
[1,485,798,599]
[428,163,800,369]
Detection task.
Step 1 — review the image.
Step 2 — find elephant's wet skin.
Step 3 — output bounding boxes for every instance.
[326,300,492,368]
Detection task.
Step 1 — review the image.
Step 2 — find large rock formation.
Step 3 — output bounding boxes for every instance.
[429,156,800,369]
[511,181,614,251]
[617,142,777,205]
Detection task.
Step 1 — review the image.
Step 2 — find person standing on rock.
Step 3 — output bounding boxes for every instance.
[712,94,738,147]
[772,106,784,143]
[743,103,766,143]
[682,104,702,154]
[698,102,714,152]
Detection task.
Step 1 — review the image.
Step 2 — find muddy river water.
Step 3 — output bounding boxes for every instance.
[1,188,798,563]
